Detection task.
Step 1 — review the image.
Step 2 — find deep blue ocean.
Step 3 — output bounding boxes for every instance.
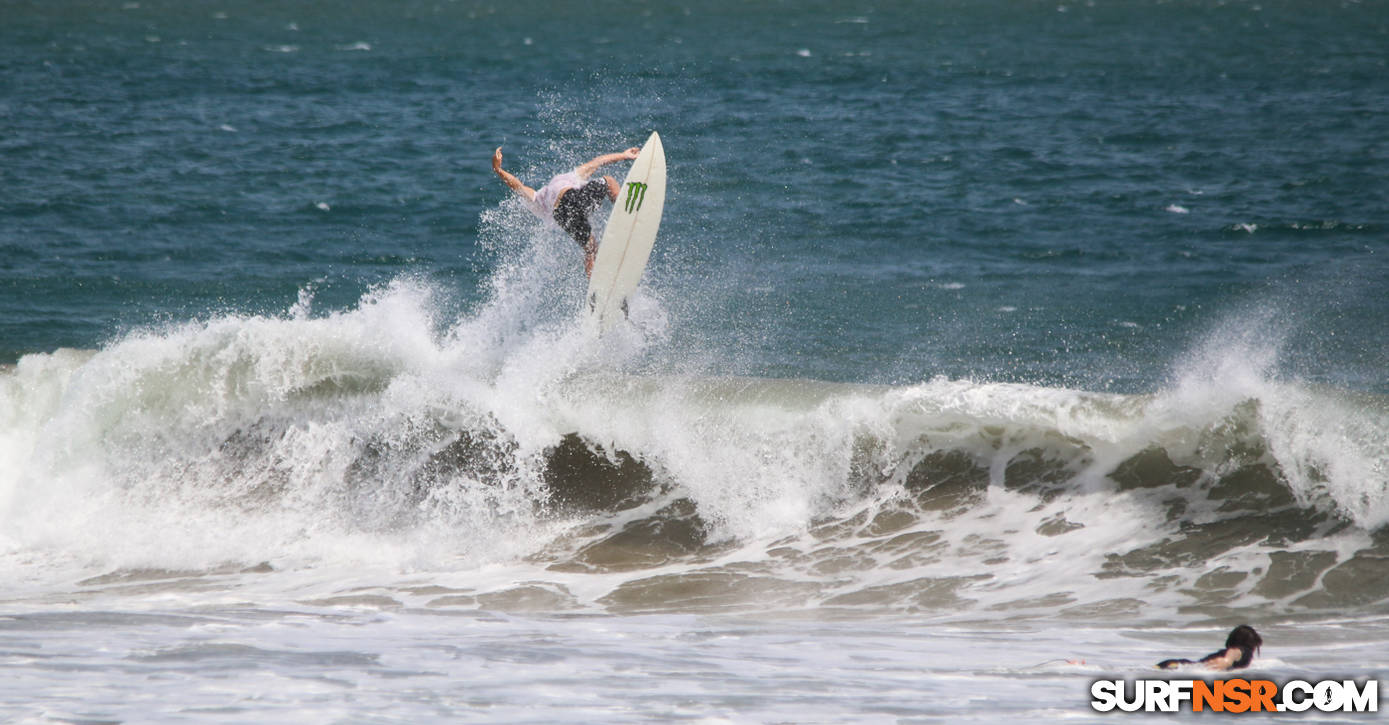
[2,1,1387,722]
[7,0,1386,389]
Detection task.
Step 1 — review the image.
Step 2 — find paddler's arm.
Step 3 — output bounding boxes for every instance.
[1197,647,1242,671]
[576,147,641,179]
[492,146,536,201]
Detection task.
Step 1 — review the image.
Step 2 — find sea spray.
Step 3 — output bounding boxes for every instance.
[1162,292,1389,529]
[0,206,1385,614]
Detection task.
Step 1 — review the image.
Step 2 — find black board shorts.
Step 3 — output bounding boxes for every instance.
[553,179,610,246]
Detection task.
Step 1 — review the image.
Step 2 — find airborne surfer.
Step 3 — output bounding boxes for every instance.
[491,144,640,277]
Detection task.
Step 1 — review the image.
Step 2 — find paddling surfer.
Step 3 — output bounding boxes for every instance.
[491,145,640,277]
[1157,624,1263,671]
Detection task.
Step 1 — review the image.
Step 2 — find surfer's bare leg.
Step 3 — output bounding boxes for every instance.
[584,236,597,277]
[604,175,619,201]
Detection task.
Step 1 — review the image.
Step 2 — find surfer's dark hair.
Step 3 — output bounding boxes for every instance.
[1225,624,1262,666]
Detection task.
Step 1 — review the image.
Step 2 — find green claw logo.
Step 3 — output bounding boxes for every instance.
[623,181,648,213]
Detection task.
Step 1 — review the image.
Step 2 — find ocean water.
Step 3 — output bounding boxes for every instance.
[3,0,1388,721]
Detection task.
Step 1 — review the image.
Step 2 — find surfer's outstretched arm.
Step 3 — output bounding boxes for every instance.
[492,147,536,201]
[576,147,640,179]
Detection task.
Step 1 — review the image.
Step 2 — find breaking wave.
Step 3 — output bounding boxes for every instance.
[2,277,1386,619]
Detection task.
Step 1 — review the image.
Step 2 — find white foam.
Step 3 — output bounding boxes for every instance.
[2,200,1385,619]
[1161,304,1389,528]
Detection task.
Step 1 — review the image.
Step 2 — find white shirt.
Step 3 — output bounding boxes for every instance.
[527,169,585,222]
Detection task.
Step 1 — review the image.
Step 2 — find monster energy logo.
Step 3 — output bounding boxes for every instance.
[623,181,648,213]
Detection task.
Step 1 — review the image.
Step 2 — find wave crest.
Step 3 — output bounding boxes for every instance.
[2,281,1386,615]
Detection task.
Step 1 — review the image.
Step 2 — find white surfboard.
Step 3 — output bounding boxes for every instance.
[585,131,666,333]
